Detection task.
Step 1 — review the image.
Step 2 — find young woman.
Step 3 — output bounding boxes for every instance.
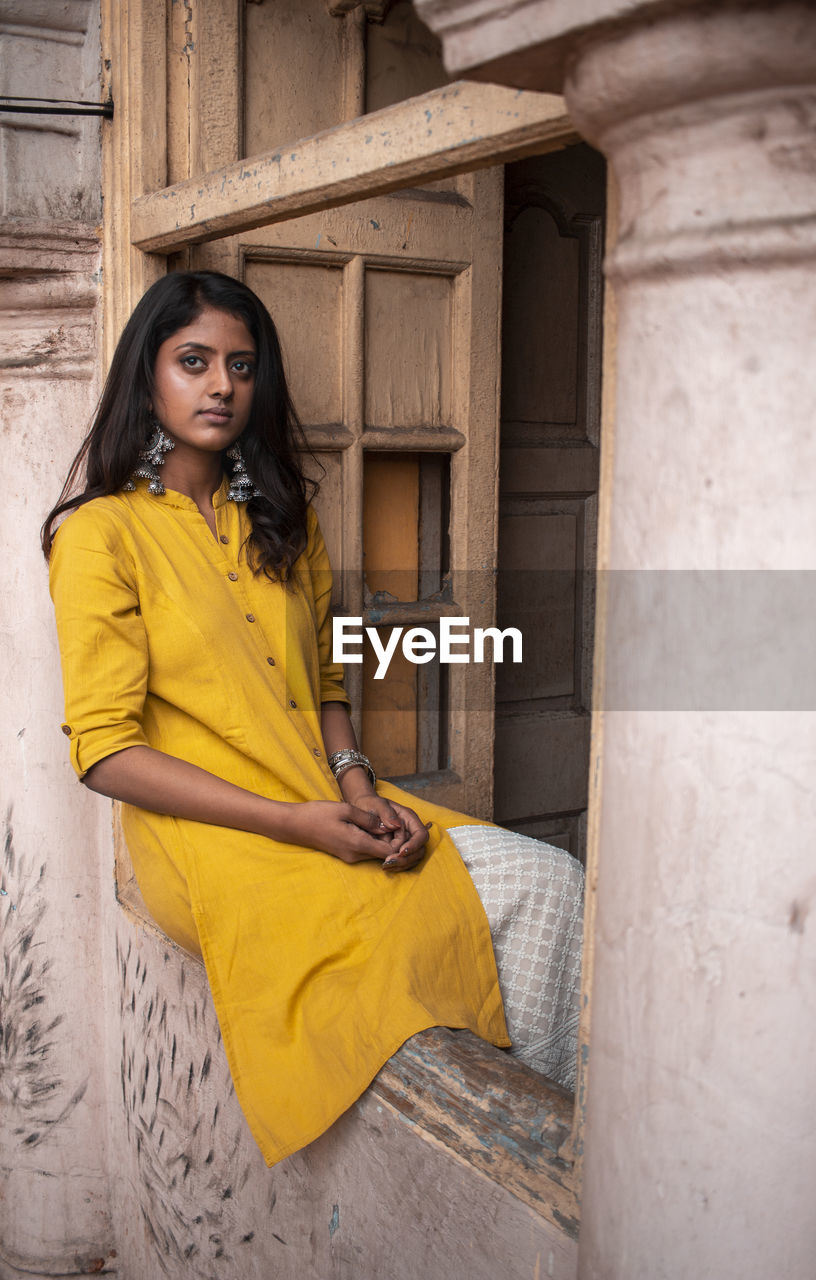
[44,270,584,1165]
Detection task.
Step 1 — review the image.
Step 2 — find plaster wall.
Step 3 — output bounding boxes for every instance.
[0,0,102,220]
[0,3,115,1272]
[0,226,115,1271]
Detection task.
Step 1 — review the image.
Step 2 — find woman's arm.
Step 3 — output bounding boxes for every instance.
[320,701,377,805]
[320,702,430,869]
[84,744,396,864]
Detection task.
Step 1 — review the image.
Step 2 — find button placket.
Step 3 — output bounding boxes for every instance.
[233,574,280,673]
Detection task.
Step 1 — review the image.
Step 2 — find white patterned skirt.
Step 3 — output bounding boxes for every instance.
[448,826,584,1092]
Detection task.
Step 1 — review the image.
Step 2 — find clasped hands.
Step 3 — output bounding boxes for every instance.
[292,788,429,872]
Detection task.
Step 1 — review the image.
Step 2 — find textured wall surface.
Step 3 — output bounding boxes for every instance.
[0,0,102,221]
[0,222,113,1272]
[0,2,110,1272]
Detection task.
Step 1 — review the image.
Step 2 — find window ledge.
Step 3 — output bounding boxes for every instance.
[372,1026,578,1236]
[117,871,579,1237]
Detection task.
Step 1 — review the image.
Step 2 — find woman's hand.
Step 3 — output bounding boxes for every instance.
[376,798,431,871]
[280,799,426,869]
[318,702,430,870]
[83,745,428,871]
[334,784,430,871]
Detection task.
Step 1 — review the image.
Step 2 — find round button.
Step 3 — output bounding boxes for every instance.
[61,724,72,737]
[266,657,276,666]
[289,699,297,709]
[220,534,229,544]
[227,571,238,582]
[313,748,321,757]
[245,613,255,623]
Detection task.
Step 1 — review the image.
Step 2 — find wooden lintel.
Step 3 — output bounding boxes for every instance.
[130,82,575,253]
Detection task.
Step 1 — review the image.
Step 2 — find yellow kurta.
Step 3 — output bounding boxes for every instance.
[49,478,509,1164]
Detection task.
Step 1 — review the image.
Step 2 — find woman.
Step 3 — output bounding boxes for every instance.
[44,270,584,1165]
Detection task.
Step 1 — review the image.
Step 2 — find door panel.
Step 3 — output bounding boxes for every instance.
[244,259,346,426]
[495,145,606,859]
[364,269,453,429]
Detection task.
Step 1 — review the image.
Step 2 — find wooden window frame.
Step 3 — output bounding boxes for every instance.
[101,0,614,1236]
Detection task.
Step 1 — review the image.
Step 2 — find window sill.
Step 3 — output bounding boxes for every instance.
[116,870,579,1238]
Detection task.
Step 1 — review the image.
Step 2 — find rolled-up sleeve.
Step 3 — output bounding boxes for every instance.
[49,505,150,778]
[304,507,350,707]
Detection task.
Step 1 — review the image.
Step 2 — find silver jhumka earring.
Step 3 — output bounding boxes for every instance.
[123,420,175,495]
[226,440,262,502]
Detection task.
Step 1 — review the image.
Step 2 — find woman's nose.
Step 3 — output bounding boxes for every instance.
[208,360,233,398]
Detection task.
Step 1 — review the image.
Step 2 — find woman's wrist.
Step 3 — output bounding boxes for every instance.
[337,765,377,805]
[260,797,304,842]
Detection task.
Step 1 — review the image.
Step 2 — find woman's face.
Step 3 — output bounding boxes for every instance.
[151,305,257,459]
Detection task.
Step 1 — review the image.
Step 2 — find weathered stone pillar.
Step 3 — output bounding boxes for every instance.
[416,1,816,1276]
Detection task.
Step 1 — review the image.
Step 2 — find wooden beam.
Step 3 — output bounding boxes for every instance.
[130,82,575,253]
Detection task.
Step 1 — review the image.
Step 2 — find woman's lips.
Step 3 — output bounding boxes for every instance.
[199,409,233,422]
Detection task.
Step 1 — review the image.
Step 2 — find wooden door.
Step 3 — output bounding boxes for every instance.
[494,145,606,860]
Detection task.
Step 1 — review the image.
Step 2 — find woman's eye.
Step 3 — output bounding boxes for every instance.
[181,354,204,369]
[232,360,255,376]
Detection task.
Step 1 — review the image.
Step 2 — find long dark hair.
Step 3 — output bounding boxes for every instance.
[41,270,316,579]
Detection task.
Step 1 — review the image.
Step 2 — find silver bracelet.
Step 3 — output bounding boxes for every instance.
[328,748,376,788]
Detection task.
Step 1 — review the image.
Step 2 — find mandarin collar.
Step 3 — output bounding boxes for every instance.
[125,474,231,510]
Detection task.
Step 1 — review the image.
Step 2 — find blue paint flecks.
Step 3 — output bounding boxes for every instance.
[425,109,432,122]
[370,219,380,230]
[315,233,321,249]
[329,1204,340,1237]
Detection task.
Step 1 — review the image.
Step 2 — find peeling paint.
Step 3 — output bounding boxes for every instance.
[329,1203,340,1237]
